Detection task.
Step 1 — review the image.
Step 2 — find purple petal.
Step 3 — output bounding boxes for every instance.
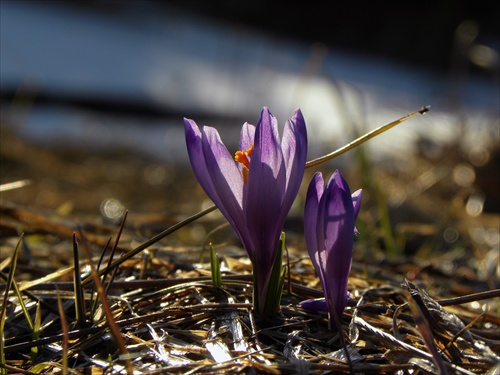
[184,118,220,203]
[300,298,328,312]
[280,108,308,221]
[239,122,256,152]
[300,291,352,312]
[248,107,284,180]
[244,107,286,296]
[304,172,322,254]
[323,171,354,254]
[322,170,355,318]
[201,126,243,206]
[314,173,330,276]
[200,127,256,249]
[185,120,254,253]
[304,172,327,288]
[351,189,363,219]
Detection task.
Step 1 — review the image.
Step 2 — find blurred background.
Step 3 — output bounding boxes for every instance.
[2,0,498,158]
[1,1,499,265]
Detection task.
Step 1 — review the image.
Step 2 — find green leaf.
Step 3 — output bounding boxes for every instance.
[209,244,222,298]
[31,301,42,362]
[261,232,287,314]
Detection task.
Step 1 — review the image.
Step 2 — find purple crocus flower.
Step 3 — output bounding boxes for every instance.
[184,107,307,312]
[302,170,362,327]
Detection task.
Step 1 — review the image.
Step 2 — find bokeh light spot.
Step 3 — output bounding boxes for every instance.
[465,193,484,217]
[101,198,125,220]
[468,146,490,167]
[453,163,475,187]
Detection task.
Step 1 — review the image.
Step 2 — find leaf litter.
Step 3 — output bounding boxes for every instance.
[1,122,499,374]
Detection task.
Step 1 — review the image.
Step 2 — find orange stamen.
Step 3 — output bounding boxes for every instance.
[246,144,254,158]
[234,144,254,169]
[242,167,249,184]
[234,144,254,183]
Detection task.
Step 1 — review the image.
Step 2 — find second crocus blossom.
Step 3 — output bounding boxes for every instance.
[184,107,307,312]
[303,170,362,328]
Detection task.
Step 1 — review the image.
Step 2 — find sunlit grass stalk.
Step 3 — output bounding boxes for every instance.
[305,106,429,168]
[0,234,23,375]
[9,276,33,331]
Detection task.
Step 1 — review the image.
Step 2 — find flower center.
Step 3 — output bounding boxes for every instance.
[234,144,254,183]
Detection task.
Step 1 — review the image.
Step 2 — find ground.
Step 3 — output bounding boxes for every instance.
[1,121,499,374]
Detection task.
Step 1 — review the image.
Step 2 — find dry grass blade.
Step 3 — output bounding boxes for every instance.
[353,314,434,360]
[406,288,450,374]
[89,236,112,320]
[438,289,500,306]
[81,204,218,286]
[0,233,23,375]
[305,106,430,168]
[76,230,135,375]
[409,281,467,359]
[72,233,86,326]
[7,274,33,331]
[17,265,74,292]
[103,210,128,293]
[0,179,31,192]
[55,290,69,375]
